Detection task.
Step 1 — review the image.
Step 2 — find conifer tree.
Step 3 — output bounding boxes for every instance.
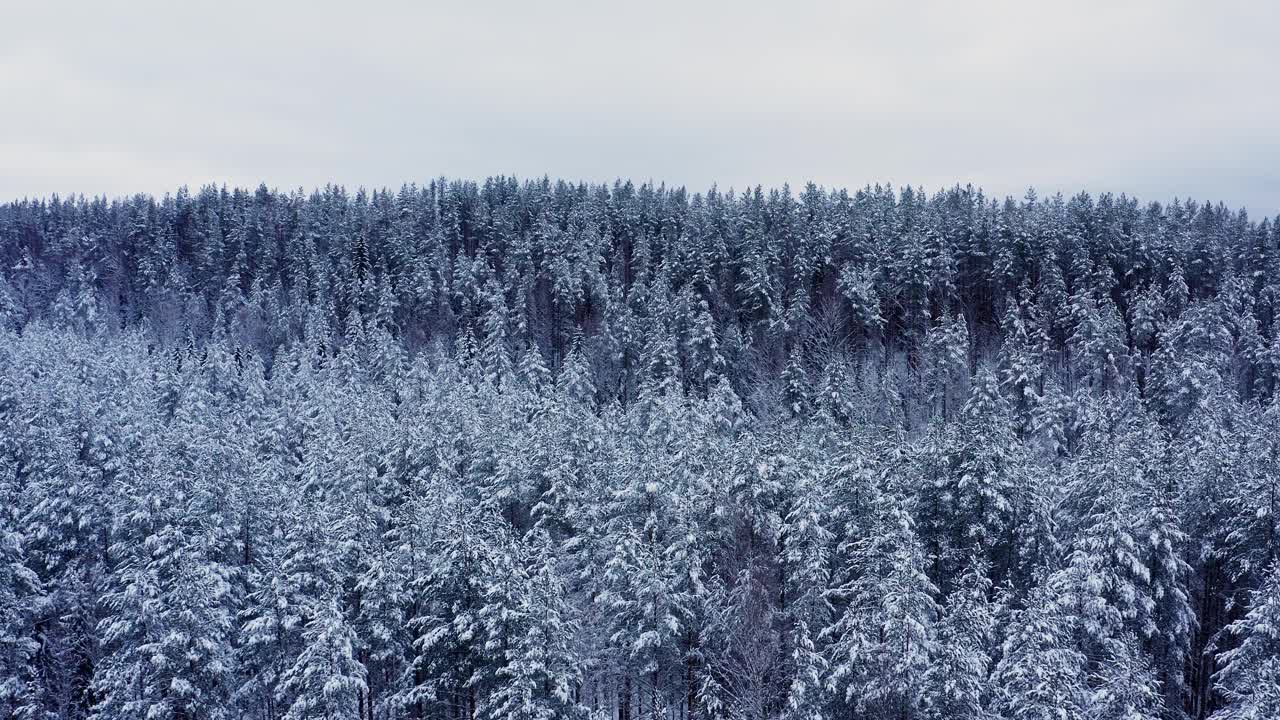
[992,584,1086,720]
[1210,563,1280,720]
[824,489,939,719]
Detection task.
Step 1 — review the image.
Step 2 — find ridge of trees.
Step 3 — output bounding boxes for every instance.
[1,179,1279,719]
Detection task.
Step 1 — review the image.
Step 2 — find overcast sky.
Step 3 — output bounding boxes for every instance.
[3,0,1278,217]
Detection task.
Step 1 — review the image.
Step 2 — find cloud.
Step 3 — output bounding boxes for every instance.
[2,0,1276,217]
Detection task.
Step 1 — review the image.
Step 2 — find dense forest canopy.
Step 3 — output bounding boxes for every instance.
[1,178,1279,720]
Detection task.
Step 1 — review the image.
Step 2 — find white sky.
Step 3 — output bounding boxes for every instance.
[3,0,1278,218]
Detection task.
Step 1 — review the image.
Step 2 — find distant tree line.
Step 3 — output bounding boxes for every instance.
[1,179,1278,719]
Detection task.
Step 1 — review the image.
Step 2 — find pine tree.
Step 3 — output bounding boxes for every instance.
[94,461,237,720]
[598,527,690,719]
[1224,401,1280,581]
[991,584,1087,720]
[924,557,998,720]
[0,521,40,719]
[778,467,834,720]
[837,265,884,339]
[397,496,493,719]
[922,312,971,421]
[998,295,1050,436]
[1067,291,1130,395]
[1149,301,1233,425]
[479,529,585,720]
[685,290,725,391]
[1211,563,1280,720]
[915,371,1020,590]
[824,489,939,719]
[480,277,515,388]
[1085,635,1165,720]
[781,346,809,418]
[282,597,367,720]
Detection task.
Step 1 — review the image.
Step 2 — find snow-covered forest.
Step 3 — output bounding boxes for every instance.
[1,179,1279,720]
